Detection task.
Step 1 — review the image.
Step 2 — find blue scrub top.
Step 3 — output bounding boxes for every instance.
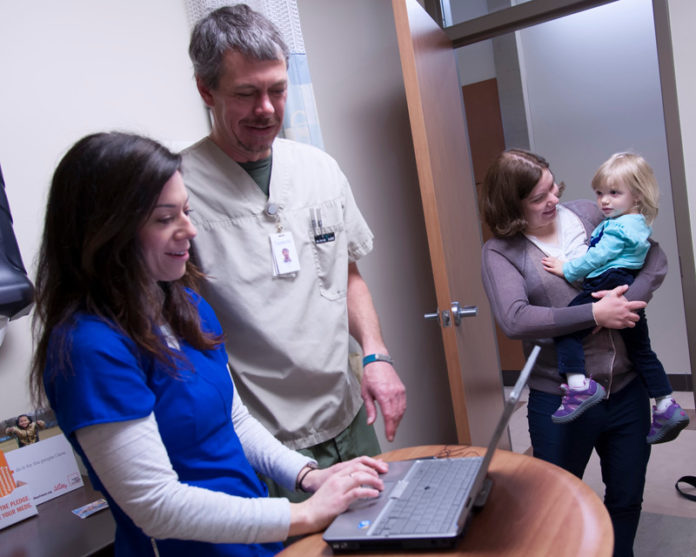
[45,291,282,556]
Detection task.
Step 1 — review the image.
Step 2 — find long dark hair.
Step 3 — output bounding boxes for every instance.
[31,132,220,403]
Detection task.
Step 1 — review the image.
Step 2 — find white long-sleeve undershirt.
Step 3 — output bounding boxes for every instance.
[75,387,314,544]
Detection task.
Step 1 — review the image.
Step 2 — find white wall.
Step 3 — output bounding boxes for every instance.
[0,1,209,416]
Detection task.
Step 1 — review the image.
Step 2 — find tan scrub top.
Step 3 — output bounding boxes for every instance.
[182,137,373,449]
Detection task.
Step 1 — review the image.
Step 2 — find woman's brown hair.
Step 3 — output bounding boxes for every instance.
[31,132,221,404]
[480,149,551,238]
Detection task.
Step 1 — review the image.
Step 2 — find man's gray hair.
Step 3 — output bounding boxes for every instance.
[189,4,290,90]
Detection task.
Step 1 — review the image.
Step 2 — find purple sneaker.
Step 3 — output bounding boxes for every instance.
[647,400,690,444]
[551,379,606,424]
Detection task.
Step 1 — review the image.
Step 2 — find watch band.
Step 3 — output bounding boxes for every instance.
[296,462,318,492]
[362,353,394,367]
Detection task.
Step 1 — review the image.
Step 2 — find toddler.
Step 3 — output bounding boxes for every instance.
[542,152,689,443]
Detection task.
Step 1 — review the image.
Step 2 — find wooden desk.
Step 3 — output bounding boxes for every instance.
[280,445,613,557]
[0,478,115,557]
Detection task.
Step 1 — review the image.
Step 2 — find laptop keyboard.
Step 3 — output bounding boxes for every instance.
[370,457,482,536]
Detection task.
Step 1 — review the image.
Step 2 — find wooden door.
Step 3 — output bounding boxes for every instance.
[392,0,505,446]
[461,79,525,373]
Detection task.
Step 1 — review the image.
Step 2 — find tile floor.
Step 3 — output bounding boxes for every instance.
[506,388,696,556]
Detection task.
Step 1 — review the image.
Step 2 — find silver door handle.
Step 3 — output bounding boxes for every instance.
[451,301,477,326]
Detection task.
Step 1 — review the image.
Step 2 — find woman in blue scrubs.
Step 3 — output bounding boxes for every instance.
[30,132,386,557]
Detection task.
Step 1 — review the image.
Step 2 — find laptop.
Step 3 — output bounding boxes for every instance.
[323,345,541,552]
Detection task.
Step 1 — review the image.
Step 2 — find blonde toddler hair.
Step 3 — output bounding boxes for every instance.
[591,152,659,224]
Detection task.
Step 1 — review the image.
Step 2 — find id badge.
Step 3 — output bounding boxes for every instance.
[270,232,301,276]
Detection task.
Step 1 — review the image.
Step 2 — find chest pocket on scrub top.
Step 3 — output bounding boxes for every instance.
[308,201,346,301]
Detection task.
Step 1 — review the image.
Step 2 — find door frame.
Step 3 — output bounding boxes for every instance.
[443,0,619,47]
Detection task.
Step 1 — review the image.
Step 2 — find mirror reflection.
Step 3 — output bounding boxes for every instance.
[452,0,689,376]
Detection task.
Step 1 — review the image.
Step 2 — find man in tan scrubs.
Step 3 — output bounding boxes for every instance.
[182,4,406,500]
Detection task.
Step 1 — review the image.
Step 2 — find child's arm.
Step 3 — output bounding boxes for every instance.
[542,256,566,278]
[564,227,625,283]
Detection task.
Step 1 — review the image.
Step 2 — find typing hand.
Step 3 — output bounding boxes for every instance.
[289,462,385,536]
[298,456,388,493]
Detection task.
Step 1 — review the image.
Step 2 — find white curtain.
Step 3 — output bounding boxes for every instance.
[184,0,324,149]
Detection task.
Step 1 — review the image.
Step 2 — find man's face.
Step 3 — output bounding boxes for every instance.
[198,50,288,162]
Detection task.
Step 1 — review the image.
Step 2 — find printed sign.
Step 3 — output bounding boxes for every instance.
[6,434,83,505]
[0,483,38,529]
